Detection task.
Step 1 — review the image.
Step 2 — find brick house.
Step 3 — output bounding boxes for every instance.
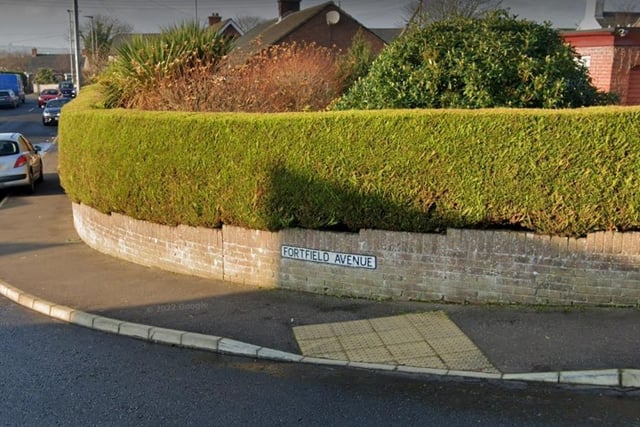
[563,28,640,105]
[207,13,244,41]
[562,0,640,105]
[229,0,387,65]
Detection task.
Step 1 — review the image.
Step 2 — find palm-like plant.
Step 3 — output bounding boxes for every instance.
[101,21,231,108]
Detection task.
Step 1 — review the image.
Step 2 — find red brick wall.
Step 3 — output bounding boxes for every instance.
[612,47,640,104]
[574,46,615,92]
[564,31,640,105]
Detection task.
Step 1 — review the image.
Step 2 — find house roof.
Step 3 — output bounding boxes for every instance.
[370,28,403,44]
[210,18,244,37]
[2,52,76,75]
[229,1,386,64]
[231,2,333,54]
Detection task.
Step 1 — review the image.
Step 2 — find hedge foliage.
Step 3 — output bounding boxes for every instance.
[59,85,640,237]
[335,12,613,110]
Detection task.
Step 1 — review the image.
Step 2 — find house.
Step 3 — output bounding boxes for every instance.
[0,48,76,92]
[207,12,244,41]
[228,0,388,65]
[563,0,640,105]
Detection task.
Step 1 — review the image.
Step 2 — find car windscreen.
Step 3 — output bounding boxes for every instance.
[46,100,65,107]
[0,141,18,156]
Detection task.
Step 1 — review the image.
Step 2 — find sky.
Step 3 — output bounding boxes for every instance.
[0,0,635,52]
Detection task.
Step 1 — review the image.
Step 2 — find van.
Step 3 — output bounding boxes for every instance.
[0,73,26,104]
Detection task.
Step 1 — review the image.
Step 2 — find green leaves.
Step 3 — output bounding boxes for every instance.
[59,87,640,237]
[99,21,231,109]
[335,11,613,110]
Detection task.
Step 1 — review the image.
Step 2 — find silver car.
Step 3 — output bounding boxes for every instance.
[0,132,44,193]
[0,89,19,109]
[42,97,72,126]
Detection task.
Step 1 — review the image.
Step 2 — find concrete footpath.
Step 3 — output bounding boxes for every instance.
[1,146,639,389]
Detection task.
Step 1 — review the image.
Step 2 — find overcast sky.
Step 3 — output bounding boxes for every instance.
[0,0,634,51]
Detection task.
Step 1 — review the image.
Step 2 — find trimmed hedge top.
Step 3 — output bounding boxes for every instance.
[59,85,640,237]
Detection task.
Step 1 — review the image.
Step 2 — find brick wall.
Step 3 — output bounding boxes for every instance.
[574,45,615,92]
[280,5,386,55]
[73,203,640,307]
[612,46,640,104]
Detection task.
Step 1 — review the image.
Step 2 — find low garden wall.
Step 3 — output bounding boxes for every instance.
[73,203,640,307]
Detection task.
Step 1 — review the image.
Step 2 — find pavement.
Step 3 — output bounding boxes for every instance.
[1,145,640,389]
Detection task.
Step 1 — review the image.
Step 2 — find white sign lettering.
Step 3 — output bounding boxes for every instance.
[281,245,377,270]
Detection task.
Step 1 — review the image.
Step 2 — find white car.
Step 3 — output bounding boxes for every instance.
[0,132,44,193]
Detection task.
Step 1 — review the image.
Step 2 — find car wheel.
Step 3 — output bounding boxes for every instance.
[42,119,48,126]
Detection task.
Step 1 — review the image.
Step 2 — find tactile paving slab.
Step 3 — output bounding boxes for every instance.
[293,311,498,373]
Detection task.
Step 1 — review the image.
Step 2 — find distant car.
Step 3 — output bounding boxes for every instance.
[0,89,19,109]
[58,81,76,98]
[0,132,44,193]
[38,88,62,107]
[42,97,72,126]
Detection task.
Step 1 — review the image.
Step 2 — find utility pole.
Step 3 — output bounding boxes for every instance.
[195,0,198,23]
[73,0,82,93]
[67,9,74,82]
[85,15,96,71]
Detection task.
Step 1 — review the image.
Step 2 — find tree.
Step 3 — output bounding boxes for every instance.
[101,21,231,109]
[336,29,376,91]
[81,15,133,76]
[403,0,503,26]
[334,11,613,110]
[33,68,56,84]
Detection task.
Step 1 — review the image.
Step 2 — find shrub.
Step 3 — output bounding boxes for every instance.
[137,42,344,113]
[335,29,376,91]
[100,21,230,108]
[335,11,614,110]
[34,68,57,84]
[59,86,640,237]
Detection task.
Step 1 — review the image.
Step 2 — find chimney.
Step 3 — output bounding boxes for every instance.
[208,12,222,26]
[31,48,38,57]
[278,0,301,18]
[578,0,603,30]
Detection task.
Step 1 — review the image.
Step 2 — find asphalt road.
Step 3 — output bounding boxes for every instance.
[2,297,640,426]
[0,95,57,147]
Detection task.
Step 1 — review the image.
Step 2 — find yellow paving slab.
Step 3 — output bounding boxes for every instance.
[293,311,499,373]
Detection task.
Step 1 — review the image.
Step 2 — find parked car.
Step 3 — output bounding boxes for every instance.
[0,89,19,109]
[0,132,43,193]
[42,97,72,126]
[58,81,76,98]
[0,73,26,103]
[37,88,62,107]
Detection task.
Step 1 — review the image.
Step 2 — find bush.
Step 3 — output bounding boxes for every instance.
[60,86,640,237]
[335,29,376,92]
[335,11,613,110]
[99,21,230,108]
[134,42,344,113]
[33,68,56,84]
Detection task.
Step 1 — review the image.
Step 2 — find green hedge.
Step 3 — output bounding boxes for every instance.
[58,85,640,236]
